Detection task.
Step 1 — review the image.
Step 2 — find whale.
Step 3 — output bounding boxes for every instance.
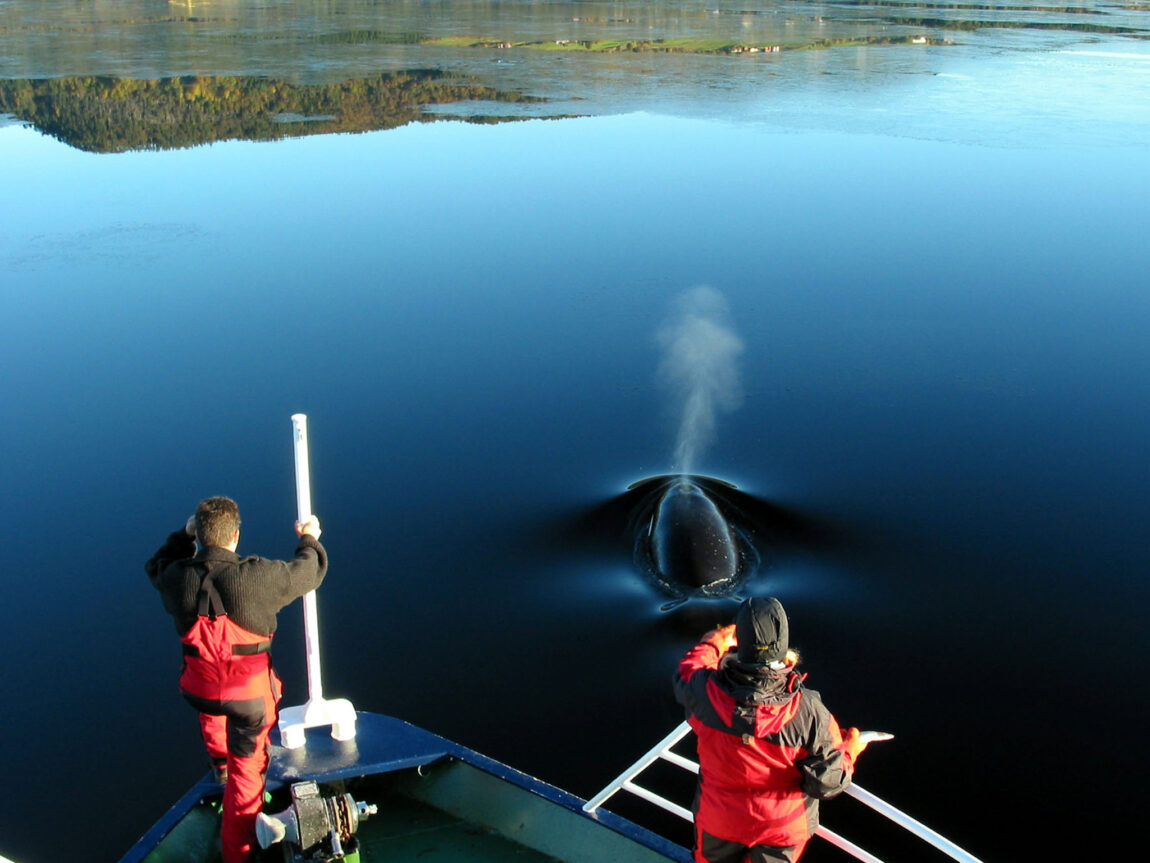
[625,474,763,604]
[646,477,742,596]
[550,473,834,609]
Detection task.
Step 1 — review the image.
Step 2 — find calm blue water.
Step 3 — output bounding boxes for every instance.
[2,3,1150,861]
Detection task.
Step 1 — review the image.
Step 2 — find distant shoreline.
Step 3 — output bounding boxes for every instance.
[333,33,955,55]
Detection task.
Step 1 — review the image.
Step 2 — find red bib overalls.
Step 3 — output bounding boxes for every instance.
[179,564,282,863]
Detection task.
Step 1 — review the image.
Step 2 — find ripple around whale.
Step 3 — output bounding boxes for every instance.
[558,474,837,610]
[632,475,753,603]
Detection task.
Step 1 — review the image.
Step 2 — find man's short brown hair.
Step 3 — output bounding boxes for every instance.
[195,496,240,547]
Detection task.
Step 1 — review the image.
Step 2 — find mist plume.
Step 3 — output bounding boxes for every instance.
[657,286,744,474]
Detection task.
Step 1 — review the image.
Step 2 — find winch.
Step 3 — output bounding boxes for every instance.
[256,780,377,862]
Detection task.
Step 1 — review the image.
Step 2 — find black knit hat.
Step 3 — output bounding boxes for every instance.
[735,597,789,665]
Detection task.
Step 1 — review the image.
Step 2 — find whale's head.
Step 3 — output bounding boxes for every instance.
[650,479,740,594]
[558,473,831,609]
[629,475,759,602]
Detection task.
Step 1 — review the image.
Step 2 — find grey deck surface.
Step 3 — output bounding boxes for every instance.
[355,790,562,863]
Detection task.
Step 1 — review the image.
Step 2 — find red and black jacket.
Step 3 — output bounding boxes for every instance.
[673,632,854,848]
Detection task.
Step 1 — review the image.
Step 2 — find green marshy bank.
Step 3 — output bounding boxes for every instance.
[317,32,953,53]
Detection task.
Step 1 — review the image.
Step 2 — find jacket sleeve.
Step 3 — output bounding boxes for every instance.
[796,700,853,800]
[258,535,329,609]
[673,631,729,711]
[145,529,196,586]
[678,632,729,678]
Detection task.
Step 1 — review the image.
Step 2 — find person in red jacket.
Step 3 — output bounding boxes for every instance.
[146,496,328,863]
[673,597,869,863]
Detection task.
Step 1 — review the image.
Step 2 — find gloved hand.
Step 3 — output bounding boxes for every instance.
[842,727,868,762]
[706,624,737,654]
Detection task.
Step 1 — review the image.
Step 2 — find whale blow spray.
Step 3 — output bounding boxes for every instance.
[657,286,745,475]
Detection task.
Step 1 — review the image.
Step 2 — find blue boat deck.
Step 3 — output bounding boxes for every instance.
[267,712,458,789]
[120,713,690,863]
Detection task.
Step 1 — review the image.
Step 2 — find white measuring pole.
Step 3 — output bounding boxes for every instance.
[277,414,357,749]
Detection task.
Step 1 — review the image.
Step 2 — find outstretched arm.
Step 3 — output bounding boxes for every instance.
[798,708,858,800]
[673,625,736,713]
[144,526,196,585]
[677,625,736,681]
[262,520,329,608]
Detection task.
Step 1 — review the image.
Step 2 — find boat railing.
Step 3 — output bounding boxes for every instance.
[583,721,984,863]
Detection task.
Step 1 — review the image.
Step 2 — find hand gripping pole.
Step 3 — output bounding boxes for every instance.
[277,414,357,749]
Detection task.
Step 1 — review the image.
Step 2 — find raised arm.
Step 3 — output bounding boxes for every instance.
[145,526,196,585]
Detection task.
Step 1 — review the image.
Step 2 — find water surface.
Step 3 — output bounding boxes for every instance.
[1,3,1149,862]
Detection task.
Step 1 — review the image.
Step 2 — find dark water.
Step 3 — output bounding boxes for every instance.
[2,2,1150,862]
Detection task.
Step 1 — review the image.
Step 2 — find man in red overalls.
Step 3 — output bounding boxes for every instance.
[146,496,328,863]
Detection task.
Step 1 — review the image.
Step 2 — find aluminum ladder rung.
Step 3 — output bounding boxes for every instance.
[619,780,694,823]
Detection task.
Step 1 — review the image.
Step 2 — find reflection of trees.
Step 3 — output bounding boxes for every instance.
[0,71,543,153]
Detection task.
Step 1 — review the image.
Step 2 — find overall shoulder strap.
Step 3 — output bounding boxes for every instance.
[196,563,228,620]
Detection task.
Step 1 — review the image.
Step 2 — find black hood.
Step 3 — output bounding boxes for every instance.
[717,657,801,706]
[735,596,789,665]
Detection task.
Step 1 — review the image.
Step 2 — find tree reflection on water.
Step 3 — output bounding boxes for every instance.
[0,71,546,152]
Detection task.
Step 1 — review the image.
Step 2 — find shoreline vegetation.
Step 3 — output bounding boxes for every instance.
[7,11,1144,43]
[326,33,956,53]
[2,1,1146,154]
[0,71,547,152]
[0,34,960,153]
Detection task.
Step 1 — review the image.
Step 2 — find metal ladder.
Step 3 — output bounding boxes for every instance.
[583,722,984,863]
